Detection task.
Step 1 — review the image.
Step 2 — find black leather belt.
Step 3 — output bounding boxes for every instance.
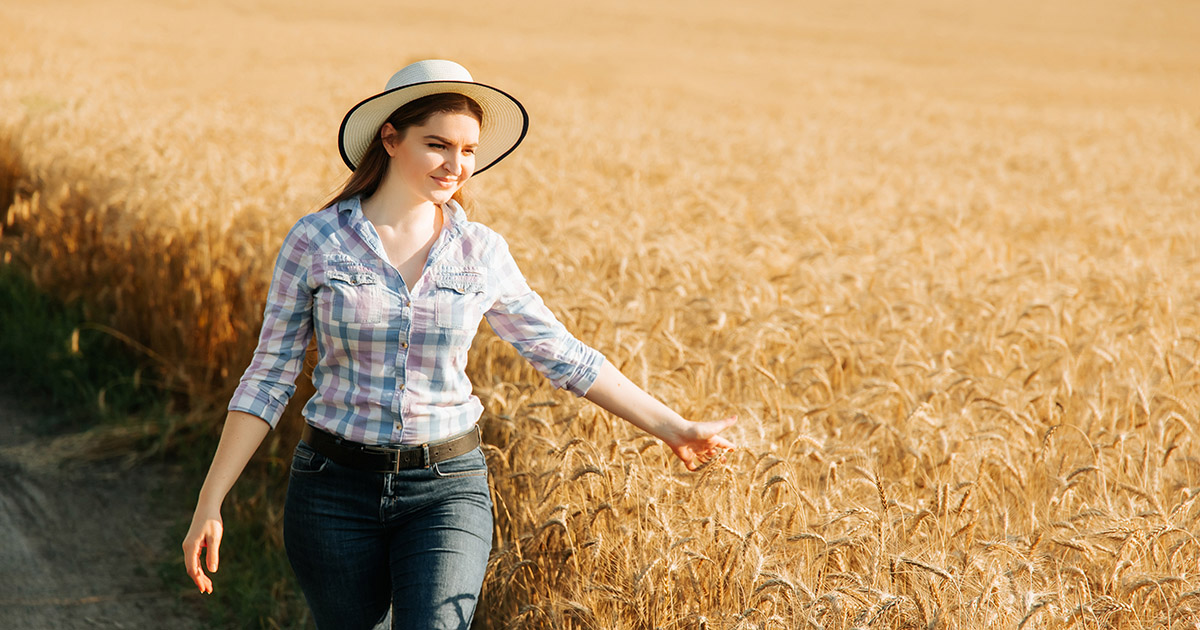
[301,424,481,472]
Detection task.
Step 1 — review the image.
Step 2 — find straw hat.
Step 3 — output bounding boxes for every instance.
[338,59,529,174]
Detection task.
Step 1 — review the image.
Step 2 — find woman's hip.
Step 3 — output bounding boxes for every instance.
[284,438,492,526]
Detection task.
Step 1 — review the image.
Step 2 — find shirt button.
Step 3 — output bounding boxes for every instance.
[401,342,408,349]
[399,383,405,390]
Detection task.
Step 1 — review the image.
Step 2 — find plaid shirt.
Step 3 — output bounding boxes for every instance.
[228,197,604,445]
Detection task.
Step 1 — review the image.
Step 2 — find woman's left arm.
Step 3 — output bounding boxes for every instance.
[483,233,735,468]
[584,359,736,470]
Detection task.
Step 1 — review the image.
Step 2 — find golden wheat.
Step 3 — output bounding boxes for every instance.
[3,0,1200,627]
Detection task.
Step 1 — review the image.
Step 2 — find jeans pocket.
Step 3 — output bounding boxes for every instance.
[290,440,330,475]
[432,448,488,479]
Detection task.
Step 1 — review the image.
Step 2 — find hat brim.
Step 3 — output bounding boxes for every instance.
[338,80,529,175]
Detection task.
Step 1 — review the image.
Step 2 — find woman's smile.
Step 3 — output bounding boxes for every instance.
[382,112,480,207]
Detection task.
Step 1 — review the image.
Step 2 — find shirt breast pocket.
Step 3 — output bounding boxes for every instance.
[324,266,386,325]
[433,267,488,330]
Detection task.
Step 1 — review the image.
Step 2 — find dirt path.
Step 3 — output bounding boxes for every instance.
[0,391,215,629]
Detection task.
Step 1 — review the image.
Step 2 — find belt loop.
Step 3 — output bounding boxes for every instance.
[420,443,431,468]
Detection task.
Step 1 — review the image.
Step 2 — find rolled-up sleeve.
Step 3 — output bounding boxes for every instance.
[484,236,604,396]
[228,218,314,427]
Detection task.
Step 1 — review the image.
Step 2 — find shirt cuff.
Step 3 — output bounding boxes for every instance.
[227,383,289,428]
[558,343,606,397]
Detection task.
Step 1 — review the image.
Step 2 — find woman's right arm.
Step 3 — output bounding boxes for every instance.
[182,410,271,594]
[182,218,315,593]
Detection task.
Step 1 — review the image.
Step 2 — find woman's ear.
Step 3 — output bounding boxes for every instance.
[380,123,400,157]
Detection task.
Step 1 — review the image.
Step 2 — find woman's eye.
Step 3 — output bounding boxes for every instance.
[463,148,476,156]
[428,143,446,150]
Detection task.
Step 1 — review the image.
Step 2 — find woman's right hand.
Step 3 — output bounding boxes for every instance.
[180,411,272,594]
[182,508,223,594]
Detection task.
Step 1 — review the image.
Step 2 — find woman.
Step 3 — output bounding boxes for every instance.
[182,59,736,629]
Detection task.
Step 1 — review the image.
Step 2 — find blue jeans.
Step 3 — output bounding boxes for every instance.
[284,439,493,630]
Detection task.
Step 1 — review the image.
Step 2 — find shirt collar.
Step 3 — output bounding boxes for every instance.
[337,196,362,216]
[341,195,466,250]
[339,195,466,227]
[440,199,467,234]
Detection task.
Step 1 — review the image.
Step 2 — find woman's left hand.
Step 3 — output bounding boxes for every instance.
[584,361,739,471]
[665,416,738,471]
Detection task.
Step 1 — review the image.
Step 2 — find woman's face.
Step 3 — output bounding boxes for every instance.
[381,111,480,207]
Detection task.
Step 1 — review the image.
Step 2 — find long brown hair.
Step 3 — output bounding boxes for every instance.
[322,93,484,211]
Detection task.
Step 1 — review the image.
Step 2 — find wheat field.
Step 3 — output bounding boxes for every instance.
[3,0,1200,627]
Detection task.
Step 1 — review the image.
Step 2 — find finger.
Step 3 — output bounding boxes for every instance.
[191,547,213,594]
[187,547,209,592]
[196,571,213,594]
[702,415,737,432]
[692,417,738,443]
[206,531,221,573]
[700,447,725,461]
[675,446,697,471]
[186,538,206,579]
[711,416,738,438]
[690,450,723,472]
[703,438,727,451]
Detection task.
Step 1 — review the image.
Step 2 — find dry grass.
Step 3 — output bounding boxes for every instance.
[3,0,1200,627]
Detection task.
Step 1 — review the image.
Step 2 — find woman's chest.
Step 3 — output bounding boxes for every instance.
[375,232,435,291]
[310,251,492,342]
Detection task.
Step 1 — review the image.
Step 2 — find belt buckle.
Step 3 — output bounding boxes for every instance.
[364,444,404,474]
[372,444,430,471]
[389,450,402,474]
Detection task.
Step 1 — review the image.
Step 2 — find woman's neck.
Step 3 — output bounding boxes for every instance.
[361,178,438,232]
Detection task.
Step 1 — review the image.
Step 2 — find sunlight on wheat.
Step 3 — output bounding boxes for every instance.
[2,0,1199,627]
